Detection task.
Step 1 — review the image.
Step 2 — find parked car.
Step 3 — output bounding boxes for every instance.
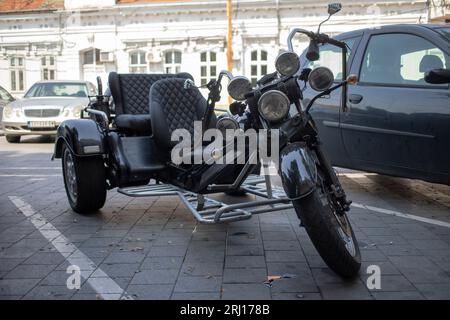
[301,24,450,185]
[0,85,15,129]
[2,80,96,143]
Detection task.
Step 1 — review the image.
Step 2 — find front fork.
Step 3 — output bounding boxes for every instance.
[311,141,351,213]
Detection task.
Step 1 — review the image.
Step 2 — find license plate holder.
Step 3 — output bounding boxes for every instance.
[28,121,56,128]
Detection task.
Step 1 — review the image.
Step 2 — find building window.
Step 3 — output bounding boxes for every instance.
[200,51,217,85]
[10,57,25,92]
[41,56,56,80]
[250,49,268,85]
[82,48,100,65]
[129,50,147,73]
[164,50,182,74]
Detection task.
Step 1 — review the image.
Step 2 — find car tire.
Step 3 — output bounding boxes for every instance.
[5,135,20,143]
[62,145,107,214]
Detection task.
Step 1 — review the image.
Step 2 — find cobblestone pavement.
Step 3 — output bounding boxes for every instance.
[1,136,450,300]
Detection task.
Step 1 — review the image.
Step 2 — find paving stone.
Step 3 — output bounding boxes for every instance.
[141,257,183,270]
[124,284,174,300]
[223,268,266,284]
[0,278,41,296]
[130,269,179,285]
[389,256,450,284]
[263,240,301,251]
[23,252,66,265]
[371,291,424,300]
[226,245,264,256]
[271,292,322,300]
[23,285,75,300]
[0,258,24,272]
[92,263,140,278]
[221,283,271,300]
[265,250,306,262]
[181,262,223,276]
[225,256,266,269]
[171,292,220,300]
[174,276,222,293]
[319,282,373,300]
[103,252,146,264]
[148,245,188,257]
[415,283,450,299]
[5,264,56,279]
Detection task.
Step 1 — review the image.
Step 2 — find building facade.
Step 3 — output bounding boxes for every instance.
[0,0,441,99]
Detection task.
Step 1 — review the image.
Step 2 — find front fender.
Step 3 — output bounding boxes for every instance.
[279,142,317,200]
[53,119,105,159]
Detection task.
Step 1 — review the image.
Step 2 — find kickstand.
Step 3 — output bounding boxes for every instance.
[263,162,273,200]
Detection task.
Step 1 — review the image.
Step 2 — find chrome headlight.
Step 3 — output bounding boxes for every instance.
[216,117,239,138]
[258,90,290,122]
[275,51,300,77]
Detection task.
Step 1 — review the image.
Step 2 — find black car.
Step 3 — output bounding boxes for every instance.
[302,24,450,185]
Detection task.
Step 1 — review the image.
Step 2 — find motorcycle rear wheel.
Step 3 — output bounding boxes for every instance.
[293,185,361,278]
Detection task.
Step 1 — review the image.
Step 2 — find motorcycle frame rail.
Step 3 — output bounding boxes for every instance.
[118,174,293,224]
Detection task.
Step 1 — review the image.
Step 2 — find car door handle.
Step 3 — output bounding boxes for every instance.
[348,94,363,104]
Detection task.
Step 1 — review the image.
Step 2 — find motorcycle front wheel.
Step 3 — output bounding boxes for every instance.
[292,175,361,278]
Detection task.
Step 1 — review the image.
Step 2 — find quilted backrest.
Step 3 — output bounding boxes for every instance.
[108,72,193,115]
[150,78,208,151]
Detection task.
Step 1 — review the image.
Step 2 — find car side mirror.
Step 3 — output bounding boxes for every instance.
[424,68,450,84]
[328,3,342,15]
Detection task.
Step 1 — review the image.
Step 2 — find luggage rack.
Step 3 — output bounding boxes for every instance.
[118,174,293,224]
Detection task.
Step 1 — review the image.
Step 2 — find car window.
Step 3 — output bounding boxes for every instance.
[25,83,89,98]
[0,86,13,101]
[306,38,357,81]
[360,33,449,87]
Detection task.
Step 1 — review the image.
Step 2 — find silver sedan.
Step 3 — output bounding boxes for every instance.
[1,80,96,143]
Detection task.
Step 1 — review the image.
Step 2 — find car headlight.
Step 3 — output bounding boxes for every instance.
[258,90,290,122]
[3,106,13,119]
[72,106,83,118]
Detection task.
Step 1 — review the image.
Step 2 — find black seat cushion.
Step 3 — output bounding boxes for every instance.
[108,72,193,115]
[114,114,152,136]
[150,78,216,151]
[108,72,193,136]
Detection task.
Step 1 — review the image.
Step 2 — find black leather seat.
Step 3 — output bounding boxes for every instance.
[150,78,217,152]
[108,72,193,136]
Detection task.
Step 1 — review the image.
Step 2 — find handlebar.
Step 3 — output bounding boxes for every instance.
[287,28,347,53]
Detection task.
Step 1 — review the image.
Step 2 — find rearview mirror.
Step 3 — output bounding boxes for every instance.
[227,76,252,101]
[308,67,335,92]
[328,3,342,15]
[424,68,450,84]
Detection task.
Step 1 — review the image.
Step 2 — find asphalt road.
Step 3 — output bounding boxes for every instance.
[1,135,450,300]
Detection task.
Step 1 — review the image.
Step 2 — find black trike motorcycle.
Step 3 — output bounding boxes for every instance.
[53,3,361,278]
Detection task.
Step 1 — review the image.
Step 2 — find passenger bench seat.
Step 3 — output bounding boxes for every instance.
[108,72,193,136]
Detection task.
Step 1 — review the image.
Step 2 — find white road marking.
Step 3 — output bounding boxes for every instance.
[0,167,61,170]
[352,202,450,229]
[8,196,133,300]
[0,174,60,177]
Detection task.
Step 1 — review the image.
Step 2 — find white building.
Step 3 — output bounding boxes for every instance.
[0,0,437,99]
